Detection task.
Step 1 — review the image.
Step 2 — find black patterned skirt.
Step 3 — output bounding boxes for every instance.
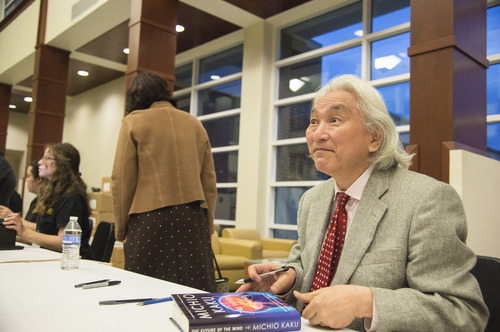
[124,201,216,292]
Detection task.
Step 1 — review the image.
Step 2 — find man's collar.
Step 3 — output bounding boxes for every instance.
[334,165,374,201]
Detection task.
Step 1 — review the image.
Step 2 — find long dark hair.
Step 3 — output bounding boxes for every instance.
[36,143,89,215]
[29,159,40,180]
[125,72,176,113]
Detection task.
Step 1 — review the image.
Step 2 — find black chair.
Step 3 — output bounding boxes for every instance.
[90,221,115,263]
[471,255,500,332]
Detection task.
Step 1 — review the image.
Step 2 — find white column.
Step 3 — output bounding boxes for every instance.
[235,21,273,235]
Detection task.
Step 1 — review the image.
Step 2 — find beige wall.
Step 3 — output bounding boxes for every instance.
[63,76,125,190]
[449,150,500,257]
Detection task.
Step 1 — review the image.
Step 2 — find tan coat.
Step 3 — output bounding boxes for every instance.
[112,101,217,241]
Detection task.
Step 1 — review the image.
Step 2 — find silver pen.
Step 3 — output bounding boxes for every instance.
[235,266,289,284]
[82,280,121,289]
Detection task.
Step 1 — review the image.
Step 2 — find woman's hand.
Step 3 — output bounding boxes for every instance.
[0,205,14,219]
[2,213,25,236]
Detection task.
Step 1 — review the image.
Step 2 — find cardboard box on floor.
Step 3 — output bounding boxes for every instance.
[111,243,124,269]
[88,192,113,212]
[102,177,112,193]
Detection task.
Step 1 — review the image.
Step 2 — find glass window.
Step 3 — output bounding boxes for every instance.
[274,187,309,226]
[213,151,238,183]
[273,229,298,240]
[203,115,240,147]
[399,132,410,148]
[277,102,312,140]
[377,82,410,125]
[279,46,362,99]
[488,123,500,161]
[215,188,236,220]
[174,63,192,91]
[276,144,329,181]
[372,0,411,33]
[4,0,23,17]
[487,5,500,56]
[371,33,410,80]
[175,94,190,112]
[199,45,243,84]
[198,80,241,116]
[280,2,362,59]
[487,63,500,116]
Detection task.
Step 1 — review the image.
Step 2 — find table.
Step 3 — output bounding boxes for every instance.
[0,243,61,263]
[0,247,353,332]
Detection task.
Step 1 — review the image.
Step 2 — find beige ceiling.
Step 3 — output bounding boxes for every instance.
[9,0,311,114]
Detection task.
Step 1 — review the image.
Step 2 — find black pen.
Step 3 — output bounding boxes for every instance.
[235,266,289,284]
[82,280,121,289]
[74,279,110,288]
[99,298,155,305]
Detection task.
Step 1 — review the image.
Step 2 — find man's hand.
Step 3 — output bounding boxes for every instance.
[236,263,296,295]
[294,285,373,329]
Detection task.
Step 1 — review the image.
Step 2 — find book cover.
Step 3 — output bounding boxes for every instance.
[171,292,301,332]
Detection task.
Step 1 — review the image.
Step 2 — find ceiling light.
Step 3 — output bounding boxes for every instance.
[354,30,363,37]
[78,70,89,77]
[289,78,306,92]
[374,55,402,70]
[24,97,32,102]
[9,104,16,109]
[176,25,185,32]
[123,48,130,54]
[210,75,221,80]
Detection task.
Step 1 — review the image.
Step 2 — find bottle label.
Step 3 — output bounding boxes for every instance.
[62,234,81,245]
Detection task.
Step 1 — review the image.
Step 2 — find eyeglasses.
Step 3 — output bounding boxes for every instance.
[41,156,56,162]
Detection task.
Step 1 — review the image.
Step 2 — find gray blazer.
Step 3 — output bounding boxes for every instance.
[286,166,488,331]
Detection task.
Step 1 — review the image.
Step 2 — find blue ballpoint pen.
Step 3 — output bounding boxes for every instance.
[138,297,173,306]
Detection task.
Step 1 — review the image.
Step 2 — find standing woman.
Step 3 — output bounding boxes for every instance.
[112,72,217,292]
[2,143,91,258]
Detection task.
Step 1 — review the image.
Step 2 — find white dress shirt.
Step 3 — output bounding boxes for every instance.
[330,166,379,331]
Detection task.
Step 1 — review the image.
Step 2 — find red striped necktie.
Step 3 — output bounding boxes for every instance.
[310,192,350,292]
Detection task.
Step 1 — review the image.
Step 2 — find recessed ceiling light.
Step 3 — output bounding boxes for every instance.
[289,78,306,92]
[123,48,130,54]
[24,97,32,102]
[78,70,89,77]
[9,104,16,109]
[210,75,221,80]
[176,25,185,32]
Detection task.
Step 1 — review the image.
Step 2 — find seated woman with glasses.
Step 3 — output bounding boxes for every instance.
[2,143,91,258]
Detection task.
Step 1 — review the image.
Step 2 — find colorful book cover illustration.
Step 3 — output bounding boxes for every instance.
[171,292,301,332]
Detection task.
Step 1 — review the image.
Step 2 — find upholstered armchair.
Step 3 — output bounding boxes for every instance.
[211,231,262,291]
[221,228,297,259]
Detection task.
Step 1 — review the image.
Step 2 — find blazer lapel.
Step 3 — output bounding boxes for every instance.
[304,180,336,278]
[333,169,391,285]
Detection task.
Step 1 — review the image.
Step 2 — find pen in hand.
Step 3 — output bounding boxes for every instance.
[235,266,289,284]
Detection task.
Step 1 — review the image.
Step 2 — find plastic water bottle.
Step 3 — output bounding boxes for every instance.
[61,216,82,270]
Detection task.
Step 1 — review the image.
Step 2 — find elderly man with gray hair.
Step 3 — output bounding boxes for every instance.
[238,75,488,331]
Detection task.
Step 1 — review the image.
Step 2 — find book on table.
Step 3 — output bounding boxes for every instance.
[170,292,301,332]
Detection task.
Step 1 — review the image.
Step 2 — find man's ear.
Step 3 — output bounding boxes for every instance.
[369,128,383,152]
